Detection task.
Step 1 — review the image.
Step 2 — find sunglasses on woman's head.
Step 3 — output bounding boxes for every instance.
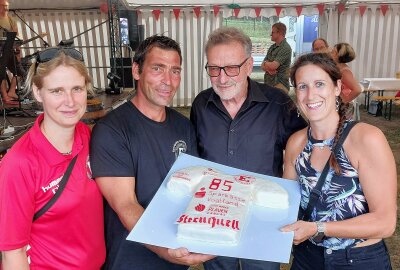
[36,47,84,64]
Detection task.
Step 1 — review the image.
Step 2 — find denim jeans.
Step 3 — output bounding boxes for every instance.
[203,256,280,270]
[291,240,392,270]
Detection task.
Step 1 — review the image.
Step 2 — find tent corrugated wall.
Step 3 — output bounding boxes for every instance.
[12,5,400,105]
[328,5,400,83]
[12,10,110,91]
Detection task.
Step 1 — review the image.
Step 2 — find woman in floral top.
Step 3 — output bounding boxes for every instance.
[281,53,396,270]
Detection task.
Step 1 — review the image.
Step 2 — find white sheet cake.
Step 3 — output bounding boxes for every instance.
[168,166,289,245]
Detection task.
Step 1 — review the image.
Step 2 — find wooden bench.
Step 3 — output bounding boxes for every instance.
[372,96,400,120]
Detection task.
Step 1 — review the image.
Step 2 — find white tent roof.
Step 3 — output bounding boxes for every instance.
[12,0,400,10]
[124,0,400,7]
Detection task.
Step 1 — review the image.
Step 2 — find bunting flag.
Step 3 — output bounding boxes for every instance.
[152,9,161,21]
[193,6,201,18]
[173,8,180,19]
[359,5,367,17]
[213,5,220,17]
[317,4,325,16]
[295,6,303,17]
[380,4,389,16]
[274,6,282,17]
[254,7,262,18]
[233,8,241,17]
[338,3,346,14]
[99,2,108,14]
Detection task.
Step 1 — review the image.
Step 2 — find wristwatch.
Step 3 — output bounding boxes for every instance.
[311,221,326,243]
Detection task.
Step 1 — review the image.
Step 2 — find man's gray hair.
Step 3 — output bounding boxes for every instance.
[205,27,252,57]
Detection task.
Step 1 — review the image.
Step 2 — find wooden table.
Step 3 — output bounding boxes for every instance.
[362,78,400,111]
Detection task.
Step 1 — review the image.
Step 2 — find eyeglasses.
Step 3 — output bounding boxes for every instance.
[205,57,249,77]
[36,47,84,64]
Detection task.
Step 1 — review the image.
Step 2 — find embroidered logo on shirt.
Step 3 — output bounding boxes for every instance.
[172,140,187,159]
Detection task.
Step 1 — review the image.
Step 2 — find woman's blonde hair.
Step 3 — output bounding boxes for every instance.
[24,50,94,97]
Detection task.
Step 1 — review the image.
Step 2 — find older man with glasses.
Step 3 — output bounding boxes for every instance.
[190,26,307,270]
[261,22,292,93]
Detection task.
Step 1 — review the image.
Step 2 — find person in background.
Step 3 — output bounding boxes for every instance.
[312,38,329,53]
[0,0,24,105]
[0,47,105,269]
[331,42,362,103]
[191,26,307,270]
[90,35,213,270]
[281,52,396,270]
[261,22,292,93]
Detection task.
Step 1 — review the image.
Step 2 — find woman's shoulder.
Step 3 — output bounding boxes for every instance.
[347,122,387,149]
[287,127,308,153]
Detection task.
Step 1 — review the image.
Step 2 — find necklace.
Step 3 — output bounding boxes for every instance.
[312,142,331,150]
[309,129,334,150]
[61,150,72,155]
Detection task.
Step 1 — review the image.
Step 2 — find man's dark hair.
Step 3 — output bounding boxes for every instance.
[133,35,182,74]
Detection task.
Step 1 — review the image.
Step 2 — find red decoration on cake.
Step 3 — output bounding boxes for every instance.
[195,187,206,198]
[195,204,206,212]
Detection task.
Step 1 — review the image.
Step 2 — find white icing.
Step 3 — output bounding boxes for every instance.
[167,166,221,195]
[176,174,254,245]
[168,167,289,245]
[252,178,289,209]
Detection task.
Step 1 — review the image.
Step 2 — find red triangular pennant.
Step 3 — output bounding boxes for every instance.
[99,2,108,14]
[213,5,220,17]
[173,8,180,19]
[152,9,161,21]
[381,4,389,16]
[254,7,262,18]
[295,6,303,17]
[233,8,240,17]
[338,3,345,14]
[317,4,325,16]
[359,5,367,17]
[193,7,201,18]
[275,6,282,17]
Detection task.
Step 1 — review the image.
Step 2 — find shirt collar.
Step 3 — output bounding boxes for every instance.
[206,77,269,108]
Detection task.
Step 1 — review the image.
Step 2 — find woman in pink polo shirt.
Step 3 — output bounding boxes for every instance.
[0,47,105,269]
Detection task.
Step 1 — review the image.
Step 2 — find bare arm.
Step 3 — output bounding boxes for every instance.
[322,124,397,239]
[2,247,30,270]
[340,68,362,103]
[96,176,144,231]
[282,124,397,243]
[283,129,307,180]
[96,176,214,265]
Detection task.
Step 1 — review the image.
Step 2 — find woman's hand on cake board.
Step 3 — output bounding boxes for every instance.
[280,221,318,245]
[167,247,216,266]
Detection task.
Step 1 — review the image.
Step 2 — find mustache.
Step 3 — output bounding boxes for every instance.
[215,82,236,88]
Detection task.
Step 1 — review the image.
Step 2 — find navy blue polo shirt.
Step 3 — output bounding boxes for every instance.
[190,78,307,177]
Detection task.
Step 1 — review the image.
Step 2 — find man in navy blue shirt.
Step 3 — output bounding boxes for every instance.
[91,35,213,270]
[191,27,307,270]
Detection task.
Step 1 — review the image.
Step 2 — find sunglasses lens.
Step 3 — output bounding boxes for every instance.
[37,47,84,63]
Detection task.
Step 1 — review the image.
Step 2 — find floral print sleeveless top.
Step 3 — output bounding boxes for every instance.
[295,121,368,249]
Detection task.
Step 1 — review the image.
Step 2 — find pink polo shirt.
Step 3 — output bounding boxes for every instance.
[0,114,105,269]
